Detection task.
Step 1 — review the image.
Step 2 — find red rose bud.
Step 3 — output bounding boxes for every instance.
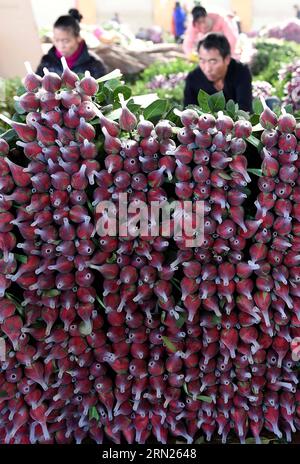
[216,111,234,134]
[77,70,98,96]
[60,56,79,88]
[42,67,61,92]
[259,97,278,129]
[278,108,296,133]
[15,91,40,112]
[119,93,137,132]
[23,61,42,91]
[0,114,36,142]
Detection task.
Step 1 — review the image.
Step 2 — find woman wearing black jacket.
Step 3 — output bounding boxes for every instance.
[36,9,107,78]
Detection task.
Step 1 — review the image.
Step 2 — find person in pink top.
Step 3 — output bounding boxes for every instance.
[183,5,239,59]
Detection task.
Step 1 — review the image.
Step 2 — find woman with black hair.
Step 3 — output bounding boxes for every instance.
[36,9,107,78]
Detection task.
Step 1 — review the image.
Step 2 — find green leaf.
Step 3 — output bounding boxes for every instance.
[98,104,114,114]
[104,79,123,92]
[16,84,26,96]
[14,99,26,115]
[197,89,210,112]
[161,311,166,323]
[196,395,213,403]
[212,315,222,325]
[252,97,264,114]
[252,122,264,132]
[90,117,100,126]
[14,254,27,264]
[226,99,236,118]
[162,336,177,353]
[106,108,122,121]
[250,114,260,126]
[42,289,61,297]
[127,102,141,115]
[97,69,122,83]
[242,187,251,196]
[184,104,202,115]
[273,105,282,117]
[89,406,100,421]
[219,299,226,309]
[195,437,205,444]
[106,253,117,264]
[103,80,126,104]
[237,110,250,120]
[87,200,94,214]
[247,134,262,149]
[248,168,263,177]
[94,91,106,104]
[131,93,158,108]
[103,84,114,102]
[143,99,168,121]
[284,104,293,114]
[171,278,181,292]
[165,106,181,126]
[113,85,132,101]
[0,391,7,398]
[6,293,24,315]
[245,437,272,444]
[208,91,226,112]
[12,113,26,123]
[96,295,106,310]
[245,438,256,444]
[183,382,190,396]
[0,128,16,143]
[183,382,213,403]
[175,312,186,329]
[218,172,232,180]
[6,293,21,304]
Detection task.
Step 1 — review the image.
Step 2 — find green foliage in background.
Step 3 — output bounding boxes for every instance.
[251,39,300,97]
[132,78,187,107]
[138,59,194,82]
[130,58,195,106]
[0,77,22,132]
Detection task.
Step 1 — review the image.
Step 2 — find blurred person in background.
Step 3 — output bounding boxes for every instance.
[230,10,241,34]
[294,5,300,19]
[36,9,106,78]
[111,12,121,24]
[183,5,239,59]
[184,33,252,112]
[172,2,186,43]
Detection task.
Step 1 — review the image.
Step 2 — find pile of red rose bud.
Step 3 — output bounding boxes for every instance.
[0,59,299,444]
